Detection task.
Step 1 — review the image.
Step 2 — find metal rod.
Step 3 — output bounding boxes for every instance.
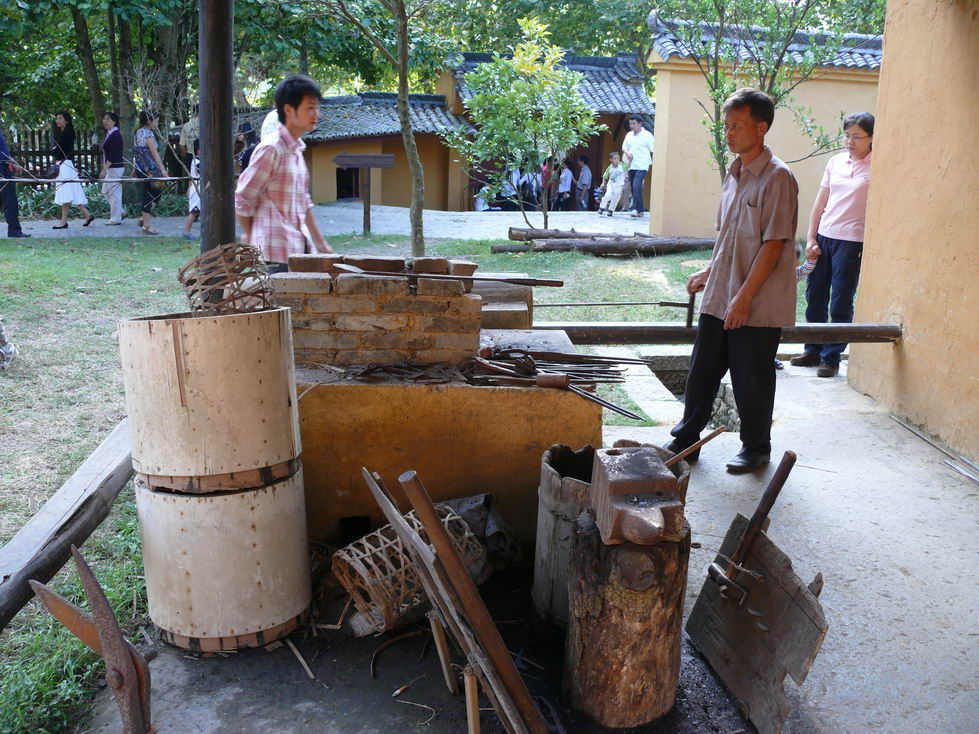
[533,301,693,308]
[943,459,979,484]
[889,415,959,461]
[534,322,903,344]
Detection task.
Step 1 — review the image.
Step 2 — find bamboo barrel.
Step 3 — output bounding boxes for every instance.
[136,472,311,650]
[118,308,300,481]
[532,444,595,627]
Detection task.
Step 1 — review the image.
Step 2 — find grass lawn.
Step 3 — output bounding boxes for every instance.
[0,233,804,732]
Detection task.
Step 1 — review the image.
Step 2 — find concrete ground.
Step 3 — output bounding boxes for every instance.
[9,201,645,241]
[84,353,978,734]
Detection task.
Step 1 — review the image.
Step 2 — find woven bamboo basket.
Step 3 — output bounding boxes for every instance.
[332,506,485,634]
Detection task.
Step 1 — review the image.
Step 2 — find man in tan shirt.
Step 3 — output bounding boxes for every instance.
[667,88,799,473]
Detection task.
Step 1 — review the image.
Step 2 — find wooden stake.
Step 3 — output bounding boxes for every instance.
[427,611,460,695]
[465,665,481,734]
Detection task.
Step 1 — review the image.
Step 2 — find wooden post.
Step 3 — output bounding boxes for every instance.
[564,512,690,728]
[360,168,371,234]
[427,610,460,695]
[199,0,236,253]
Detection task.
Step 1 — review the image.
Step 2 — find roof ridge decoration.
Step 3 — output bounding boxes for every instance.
[647,11,882,71]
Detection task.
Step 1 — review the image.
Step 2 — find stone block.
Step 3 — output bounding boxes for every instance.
[275,295,307,312]
[432,332,479,351]
[370,331,436,350]
[294,349,340,366]
[332,314,411,331]
[271,272,333,295]
[417,278,464,297]
[445,294,483,317]
[291,317,337,331]
[380,296,451,314]
[418,315,481,333]
[480,301,531,329]
[293,330,363,349]
[410,257,450,274]
[409,348,474,365]
[334,349,407,366]
[342,255,406,273]
[335,274,409,296]
[305,294,381,314]
[448,259,478,277]
[288,253,345,273]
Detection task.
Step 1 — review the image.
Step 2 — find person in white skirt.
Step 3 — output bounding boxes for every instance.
[182,139,201,240]
[51,111,94,229]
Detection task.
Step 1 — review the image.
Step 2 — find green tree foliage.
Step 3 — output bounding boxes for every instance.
[440,18,605,228]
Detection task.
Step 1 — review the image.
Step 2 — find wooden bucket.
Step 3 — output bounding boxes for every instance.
[118,308,300,483]
[135,471,311,650]
[532,444,595,627]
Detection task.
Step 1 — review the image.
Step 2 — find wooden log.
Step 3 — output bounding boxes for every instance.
[0,420,133,632]
[491,237,715,255]
[564,512,690,728]
[508,227,633,241]
[534,321,904,345]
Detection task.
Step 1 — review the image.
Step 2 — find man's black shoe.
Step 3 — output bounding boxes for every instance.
[725,449,770,474]
[664,439,700,462]
[817,363,839,378]
[8,232,30,238]
[790,352,820,367]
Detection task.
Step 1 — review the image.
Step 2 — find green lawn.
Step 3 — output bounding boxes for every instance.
[0,234,804,732]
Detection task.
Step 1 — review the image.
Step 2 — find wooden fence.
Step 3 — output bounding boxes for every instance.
[7,127,103,184]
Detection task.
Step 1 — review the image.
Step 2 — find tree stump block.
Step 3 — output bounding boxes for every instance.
[564,512,690,728]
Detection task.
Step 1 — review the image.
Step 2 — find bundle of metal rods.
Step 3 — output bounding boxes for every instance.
[461,348,649,420]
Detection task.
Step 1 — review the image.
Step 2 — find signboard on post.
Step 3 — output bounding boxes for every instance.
[332,153,395,235]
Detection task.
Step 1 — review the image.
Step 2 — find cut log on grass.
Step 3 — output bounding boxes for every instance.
[490,237,715,256]
[0,419,133,631]
[508,227,638,241]
[564,512,690,728]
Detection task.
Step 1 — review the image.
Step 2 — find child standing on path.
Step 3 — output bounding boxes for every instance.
[598,152,627,216]
[182,139,201,240]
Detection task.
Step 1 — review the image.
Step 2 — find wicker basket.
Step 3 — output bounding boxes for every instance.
[176,242,276,314]
[332,505,485,634]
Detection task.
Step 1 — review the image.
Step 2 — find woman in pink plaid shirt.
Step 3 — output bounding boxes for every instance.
[235,75,332,270]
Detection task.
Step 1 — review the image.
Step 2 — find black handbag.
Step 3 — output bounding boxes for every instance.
[43,161,60,178]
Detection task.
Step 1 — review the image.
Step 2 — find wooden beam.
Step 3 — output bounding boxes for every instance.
[0,420,133,631]
[199,0,236,253]
[533,322,903,345]
[491,237,715,255]
[333,153,395,169]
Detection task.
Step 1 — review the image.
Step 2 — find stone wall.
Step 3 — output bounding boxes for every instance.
[271,259,481,366]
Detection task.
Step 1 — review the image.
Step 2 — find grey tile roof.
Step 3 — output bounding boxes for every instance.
[233,93,471,144]
[648,12,882,71]
[452,52,656,117]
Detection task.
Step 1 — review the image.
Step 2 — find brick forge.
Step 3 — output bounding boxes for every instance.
[271,254,482,367]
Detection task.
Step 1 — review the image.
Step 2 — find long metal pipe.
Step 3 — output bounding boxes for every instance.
[533,322,903,345]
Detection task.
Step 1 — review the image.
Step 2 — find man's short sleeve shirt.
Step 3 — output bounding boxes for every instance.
[700,147,799,328]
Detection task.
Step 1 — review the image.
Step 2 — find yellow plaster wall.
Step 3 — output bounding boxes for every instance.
[380,133,448,210]
[848,0,979,459]
[648,61,878,238]
[296,381,604,544]
[307,140,383,205]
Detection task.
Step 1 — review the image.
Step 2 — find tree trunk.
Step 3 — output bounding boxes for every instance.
[393,0,425,257]
[70,6,105,128]
[299,39,309,75]
[564,512,690,728]
[107,7,121,112]
[491,237,715,255]
[117,15,138,205]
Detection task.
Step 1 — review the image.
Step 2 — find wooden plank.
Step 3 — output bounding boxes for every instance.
[361,469,525,734]
[686,514,828,734]
[533,322,903,345]
[491,237,715,255]
[332,153,395,169]
[0,420,133,631]
[399,471,549,734]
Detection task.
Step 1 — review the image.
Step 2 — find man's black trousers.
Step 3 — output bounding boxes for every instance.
[671,313,781,454]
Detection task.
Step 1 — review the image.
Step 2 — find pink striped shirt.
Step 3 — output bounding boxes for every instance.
[234,124,325,264]
[816,151,872,242]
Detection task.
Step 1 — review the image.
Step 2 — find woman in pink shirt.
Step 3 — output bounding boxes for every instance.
[790,112,874,377]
